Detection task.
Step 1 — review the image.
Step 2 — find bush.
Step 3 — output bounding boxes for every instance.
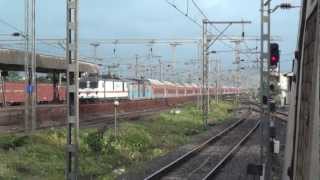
[118,124,152,153]
[0,135,30,150]
[85,132,104,153]
[0,102,235,179]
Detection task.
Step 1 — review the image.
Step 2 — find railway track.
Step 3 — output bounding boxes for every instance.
[144,116,260,180]
[0,107,171,133]
[243,101,289,122]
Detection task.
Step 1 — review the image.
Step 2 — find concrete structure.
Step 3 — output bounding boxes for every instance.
[0,48,100,105]
[0,48,99,73]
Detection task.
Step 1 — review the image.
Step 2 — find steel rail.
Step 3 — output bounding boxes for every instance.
[250,107,288,122]
[144,116,248,180]
[275,111,288,117]
[202,120,261,180]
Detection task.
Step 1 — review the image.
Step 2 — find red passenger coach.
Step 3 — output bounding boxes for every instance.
[176,83,186,97]
[149,79,166,98]
[37,83,54,103]
[183,83,194,96]
[0,82,66,105]
[1,82,25,105]
[163,81,177,97]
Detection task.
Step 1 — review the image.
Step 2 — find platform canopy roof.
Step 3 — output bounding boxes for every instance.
[0,48,99,74]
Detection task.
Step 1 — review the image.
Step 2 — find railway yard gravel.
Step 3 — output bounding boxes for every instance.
[211,116,287,180]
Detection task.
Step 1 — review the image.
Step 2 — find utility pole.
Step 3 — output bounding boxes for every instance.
[24,0,30,133]
[231,40,241,103]
[24,0,37,132]
[214,59,221,103]
[219,61,223,103]
[135,54,139,79]
[66,0,79,179]
[158,58,162,81]
[197,40,202,109]
[170,42,181,82]
[201,19,251,128]
[30,0,36,131]
[202,19,209,128]
[90,42,100,64]
[260,0,271,179]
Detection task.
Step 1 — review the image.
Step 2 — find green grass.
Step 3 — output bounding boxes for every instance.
[0,101,235,180]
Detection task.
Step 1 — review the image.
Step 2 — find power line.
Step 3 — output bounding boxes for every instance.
[189,1,236,45]
[189,0,237,50]
[166,0,236,51]
[166,0,202,27]
[189,0,258,55]
[0,17,24,33]
[0,16,68,54]
[191,0,208,19]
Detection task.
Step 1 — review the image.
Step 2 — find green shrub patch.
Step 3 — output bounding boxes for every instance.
[0,102,235,179]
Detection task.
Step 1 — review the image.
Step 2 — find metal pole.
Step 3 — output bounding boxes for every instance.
[216,60,220,103]
[170,43,181,82]
[114,100,119,136]
[260,0,265,166]
[31,0,36,131]
[24,0,30,133]
[218,60,222,103]
[66,0,79,179]
[234,41,241,104]
[90,43,100,64]
[266,2,272,180]
[260,0,271,178]
[0,72,5,107]
[135,54,138,78]
[159,59,162,81]
[267,2,271,123]
[260,0,265,177]
[114,106,117,136]
[172,44,176,82]
[197,41,201,108]
[202,19,209,128]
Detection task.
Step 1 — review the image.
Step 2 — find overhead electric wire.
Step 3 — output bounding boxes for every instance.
[190,1,234,42]
[0,17,24,34]
[190,0,257,53]
[166,0,202,27]
[191,0,208,19]
[0,16,70,55]
[242,41,257,60]
[189,0,237,50]
[166,0,236,51]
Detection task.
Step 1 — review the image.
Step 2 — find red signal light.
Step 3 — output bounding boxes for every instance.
[270,43,280,67]
[271,55,278,65]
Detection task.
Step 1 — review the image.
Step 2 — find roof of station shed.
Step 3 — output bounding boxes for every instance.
[0,48,99,74]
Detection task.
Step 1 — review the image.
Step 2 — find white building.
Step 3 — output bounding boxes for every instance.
[279,72,294,107]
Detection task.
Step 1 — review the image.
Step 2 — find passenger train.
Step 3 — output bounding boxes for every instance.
[0,76,240,106]
[78,77,240,100]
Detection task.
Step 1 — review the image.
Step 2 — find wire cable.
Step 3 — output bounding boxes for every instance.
[0,17,24,34]
[191,0,208,19]
[166,0,202,27]
[189,0,258,54]
[190,0,237,50]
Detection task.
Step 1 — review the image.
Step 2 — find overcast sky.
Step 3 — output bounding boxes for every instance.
[0,0,300,78]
